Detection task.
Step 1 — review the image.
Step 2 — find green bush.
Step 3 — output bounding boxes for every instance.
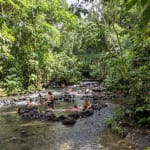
[144,146,150,150]
[105,107,123,135]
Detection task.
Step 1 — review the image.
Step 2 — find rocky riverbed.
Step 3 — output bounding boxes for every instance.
[1,87,149,150]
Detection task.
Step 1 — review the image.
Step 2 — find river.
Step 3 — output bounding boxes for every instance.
[0,88,129,150]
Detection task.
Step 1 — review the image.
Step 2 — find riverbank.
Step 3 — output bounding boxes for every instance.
[1,88,149,150]
[107,97,150,150]
[125,127,150,150]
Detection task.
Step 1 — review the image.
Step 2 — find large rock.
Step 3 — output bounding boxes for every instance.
[62,118,76,126]
[58,115,67,121]
[80,109,94,117]
[68,113,80,119]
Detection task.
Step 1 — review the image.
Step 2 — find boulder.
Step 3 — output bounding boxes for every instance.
[68,113,80,119]
[81,109,94,117]
[58,115,67,121]
[62,118,76,126]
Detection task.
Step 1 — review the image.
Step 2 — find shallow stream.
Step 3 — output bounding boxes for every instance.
[0,89,129,150]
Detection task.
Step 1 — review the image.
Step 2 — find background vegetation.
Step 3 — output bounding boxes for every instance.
[0,0,149,127]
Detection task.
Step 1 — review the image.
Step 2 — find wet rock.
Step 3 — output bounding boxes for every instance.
[62,118,76,126]
[58,115,67,121]
[18,106,38,115]
[18,98,26,101]
[80,109,94,117]
[52,116,60,122]
[44,112,56,121]
[21,130,26,134]
[101,103,108,108]
[39,113,45,120]
[10,137,17,141]
[23,112,30,118]
[93,96,99,101]
[68,113,80,120]
[63,93,75,103]
[91,104,102,111]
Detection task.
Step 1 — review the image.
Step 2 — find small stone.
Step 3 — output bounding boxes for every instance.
[11,137,17,141]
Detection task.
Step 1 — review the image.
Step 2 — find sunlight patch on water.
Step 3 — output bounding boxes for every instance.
[0,111,16,115]
[59,142,73,150]
[20,121,46,127]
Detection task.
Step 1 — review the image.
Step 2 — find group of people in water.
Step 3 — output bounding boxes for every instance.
[26,91,92,112]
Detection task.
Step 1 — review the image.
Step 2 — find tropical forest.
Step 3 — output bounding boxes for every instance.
[0,0,150,150]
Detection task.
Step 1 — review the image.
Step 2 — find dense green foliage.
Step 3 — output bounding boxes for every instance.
[0,0,80,94]
[0,0,149,126]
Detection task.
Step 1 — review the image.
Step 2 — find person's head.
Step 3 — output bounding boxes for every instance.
[48,91,52,95]
[74,105,78,108]
[29,99,32,102]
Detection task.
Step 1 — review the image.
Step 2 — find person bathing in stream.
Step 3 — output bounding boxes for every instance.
[73,105,80,112]
[65,105,80,112]
[46,91,55,110]
[27,99,33,107]
[83,99,92,111]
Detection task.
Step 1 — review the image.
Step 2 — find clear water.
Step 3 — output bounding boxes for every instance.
[0,91,129,150]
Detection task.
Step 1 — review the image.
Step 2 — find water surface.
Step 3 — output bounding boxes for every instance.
[0,91,129,150]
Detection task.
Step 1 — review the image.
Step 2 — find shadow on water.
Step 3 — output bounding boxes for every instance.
[0,90,129,150]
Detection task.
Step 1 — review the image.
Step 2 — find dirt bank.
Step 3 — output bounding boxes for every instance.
[125,128,150,150]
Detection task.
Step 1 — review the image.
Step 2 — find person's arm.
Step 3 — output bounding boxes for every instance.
[88,102,92,109]
[46,96,50,104]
